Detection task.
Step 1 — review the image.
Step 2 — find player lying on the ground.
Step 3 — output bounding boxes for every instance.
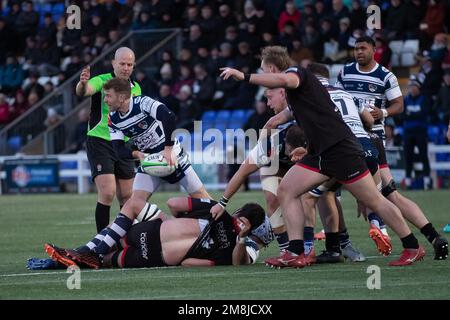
[44,197,274,269]
[59,78,212,264]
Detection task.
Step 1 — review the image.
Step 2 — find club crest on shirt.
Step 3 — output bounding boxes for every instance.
[368,84,377,92]
[138,121,148,130]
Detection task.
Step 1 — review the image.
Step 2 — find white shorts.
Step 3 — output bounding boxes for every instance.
[133,166,204,194]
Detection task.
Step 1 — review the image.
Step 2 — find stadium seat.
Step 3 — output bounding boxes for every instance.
[245,109,254,120]
[52,3,65,15]
[427,126,441,144]
[41,3,52,13]
[401,39,419,67]
[7,136,22,153]
[201,110,216,121]
[389,40,403,67]
[216,110,231,121]
[231,109,246,121]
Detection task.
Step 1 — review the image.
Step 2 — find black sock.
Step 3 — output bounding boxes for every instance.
[401,233,419,249]
[287,240,304,255]
[339,229,351,249]
[275,231,289,251]
[325,232,341,254]
[420,223,440,244]
[95,202,111,233]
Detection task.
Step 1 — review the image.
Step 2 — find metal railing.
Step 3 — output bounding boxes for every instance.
[0,28,183,155]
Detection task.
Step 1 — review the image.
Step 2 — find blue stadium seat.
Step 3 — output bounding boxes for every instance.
[41,3,52,13]
[2,6,10,16]
[216,110,231,121]
[428,126,440,144]
[245,109,254,120]
[52,3,65,15]
[201,110,216,121]
[59,161,77,170]
[7,136,22,153]
[231,109,246,121]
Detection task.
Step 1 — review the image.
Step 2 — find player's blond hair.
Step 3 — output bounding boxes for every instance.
[260,46,294,71]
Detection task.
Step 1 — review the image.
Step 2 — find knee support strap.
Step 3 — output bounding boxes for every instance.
[381,179,397,197]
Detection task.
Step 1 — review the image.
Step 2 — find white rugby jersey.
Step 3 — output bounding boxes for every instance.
[109,95,174,153]
[335,62,402,139]
[319,78,369,139]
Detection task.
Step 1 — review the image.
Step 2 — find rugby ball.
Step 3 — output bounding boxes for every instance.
[141,153,176,177]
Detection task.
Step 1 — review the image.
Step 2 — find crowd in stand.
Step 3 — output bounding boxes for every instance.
[0,0,449,154]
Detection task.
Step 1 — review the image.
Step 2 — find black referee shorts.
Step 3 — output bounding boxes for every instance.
[86,136,135,180]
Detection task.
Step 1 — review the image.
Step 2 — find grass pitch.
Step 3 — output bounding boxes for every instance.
[0,190,449,300]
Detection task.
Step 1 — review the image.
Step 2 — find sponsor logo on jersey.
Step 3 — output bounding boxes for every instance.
[140,232,149,260]
[138,121,148,130]
[368,84,377,92]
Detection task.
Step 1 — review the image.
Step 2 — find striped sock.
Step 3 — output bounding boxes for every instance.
[94,213,133,255]
[275,231,289,252]
[339,229,351,249]
[368,212,385,229]
[76,228,108,253]
[303,226,314,255]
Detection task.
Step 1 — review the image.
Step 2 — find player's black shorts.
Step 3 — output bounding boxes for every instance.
[121,219,168,268]
[369,134,388,169]
[86,136,135,180]
[358,137,379,175]
[299,137,370,184]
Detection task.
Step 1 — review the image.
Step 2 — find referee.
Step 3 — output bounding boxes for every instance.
[76,47,141,232]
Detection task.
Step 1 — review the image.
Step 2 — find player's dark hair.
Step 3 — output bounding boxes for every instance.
[261,46,294,71]
[103,78,131,96]
[307,63,330,79]
[234,203,265,231]
[355,36,375,47]
[285,125,307,148]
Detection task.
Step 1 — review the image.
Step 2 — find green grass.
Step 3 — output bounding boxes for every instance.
[0,191,449,299]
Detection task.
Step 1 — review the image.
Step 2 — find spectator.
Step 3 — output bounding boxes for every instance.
[374,35,392,69]
[200,4,219,44]
[183,24,208,53]
[158,83,179,115]
[192,63,215,110]
[176,84,198,131]
[0,93,10,125]
[0,56,25,95]
[217,4,238,37]
[404,0,426,40]
[134,69,159,98]
[384,0,406,40]
[254,2,277,35]
[65,53,83,79]
[433,68,450,124]
[68,108,89,153]
[15,1,39,39]
[44,107,65,153]
[23,72,44,100]
[290,39,314,65]
[0,17,19,64]
[9,90,30,121]
[330,0,350,31]
[349,0,366,31]
[278,1,301,33]
[172,63,194,97]
[243,98,273,138]
[402,75,432,189]
[38,13,57,46]
[420,0,446,49]
[132,11,156,30]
